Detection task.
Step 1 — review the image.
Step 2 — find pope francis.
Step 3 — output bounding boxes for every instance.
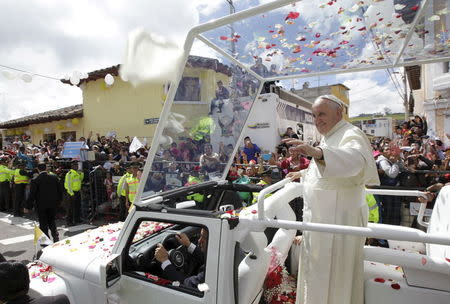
[286,95,380,304]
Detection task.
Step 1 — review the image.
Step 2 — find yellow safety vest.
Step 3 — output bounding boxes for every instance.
[64,169,84,196]
[117,173,131,197]
[13,169,29,184]
[185,176,204,203]
[366,194,379,223]
[251,180,272,205]
[126,175,140,204]
[0,165,14,182]
[190,117,215,141]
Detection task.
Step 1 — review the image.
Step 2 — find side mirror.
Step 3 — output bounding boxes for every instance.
[100,254,121,288]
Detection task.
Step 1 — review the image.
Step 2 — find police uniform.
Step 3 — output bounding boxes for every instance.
[0,159,14,211]
[64,162,84,226]
[124,163,140,212]
[12,162,32,217]
[117,164,131,221]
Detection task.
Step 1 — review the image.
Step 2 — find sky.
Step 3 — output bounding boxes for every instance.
[0,0,407,123]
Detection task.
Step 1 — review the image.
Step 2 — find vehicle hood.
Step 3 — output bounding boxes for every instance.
[39,222,124,282]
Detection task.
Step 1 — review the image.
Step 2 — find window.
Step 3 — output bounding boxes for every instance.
[371,130,375,134]
[43,133,56,143]
[61,131,76,141]
[123,219,208,297]
[174,77,201,101]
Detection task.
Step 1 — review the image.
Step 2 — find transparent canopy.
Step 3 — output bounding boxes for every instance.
[138,0,450,199]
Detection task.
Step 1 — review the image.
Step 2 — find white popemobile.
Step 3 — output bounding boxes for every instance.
[30,0,450,303]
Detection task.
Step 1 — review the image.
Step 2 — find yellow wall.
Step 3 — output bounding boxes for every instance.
[2,118,84,144]
[331,84,350,119]
[81,77,164,143]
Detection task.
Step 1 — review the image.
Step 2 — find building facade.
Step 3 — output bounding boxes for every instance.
[0,56,231,146]
[420,61,450,145]
[354,117,394,138]
[0,105,84,146]
[290,82,350,119]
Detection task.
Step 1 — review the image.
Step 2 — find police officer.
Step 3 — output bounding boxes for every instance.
[124,163,140,212]
[12,160,32,217]
[366,193,380,223]
[0,158,14,212]
[64,161,84,226]
[116,163,132,221]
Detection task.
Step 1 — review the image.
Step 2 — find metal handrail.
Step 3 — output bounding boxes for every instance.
[365,188,429,227]
[256,178,291,221]
[238,217,450,246]
[255,179,432,227]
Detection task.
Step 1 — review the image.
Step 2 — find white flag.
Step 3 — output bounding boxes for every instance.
[129,136,144,153]
[119,28,184,86]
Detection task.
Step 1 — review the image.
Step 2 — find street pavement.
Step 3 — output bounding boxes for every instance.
[0,211,97,263]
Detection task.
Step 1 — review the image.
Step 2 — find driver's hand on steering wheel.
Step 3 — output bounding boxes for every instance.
[155,243,169,263]
[176,233,191,247]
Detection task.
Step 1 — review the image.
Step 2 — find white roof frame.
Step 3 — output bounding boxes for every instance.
[136,0,450,202]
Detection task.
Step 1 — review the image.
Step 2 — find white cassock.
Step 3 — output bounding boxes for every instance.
[296,119,380,304]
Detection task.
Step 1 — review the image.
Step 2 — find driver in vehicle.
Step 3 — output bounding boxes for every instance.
[155,229,208,289]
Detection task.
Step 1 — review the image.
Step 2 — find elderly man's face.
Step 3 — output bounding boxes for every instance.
[312,99,342,135]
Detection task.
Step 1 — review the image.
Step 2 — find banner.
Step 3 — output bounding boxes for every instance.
[62,142,84,159]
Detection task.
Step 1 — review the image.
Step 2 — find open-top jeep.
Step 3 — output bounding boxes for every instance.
[30,0,450,303]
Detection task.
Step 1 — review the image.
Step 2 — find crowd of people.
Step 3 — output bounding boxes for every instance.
[369,115,450,227]
[223,115,450,230]
[0,132,150,240]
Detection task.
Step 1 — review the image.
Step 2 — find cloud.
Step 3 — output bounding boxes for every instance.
[336,70,404,116]
[196,0,227,16]
[190,39,221,59]
[0,0,411,124]
[0,0,216,122]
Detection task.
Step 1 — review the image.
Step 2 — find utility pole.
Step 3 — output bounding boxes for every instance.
[403,67,409,121]
[226,0,236,57]
[226,0,240,98]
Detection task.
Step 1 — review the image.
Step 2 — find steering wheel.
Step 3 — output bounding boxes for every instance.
[162,234,188,269]
[161,233,196,275]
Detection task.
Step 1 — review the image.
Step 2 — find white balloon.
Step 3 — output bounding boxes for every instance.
[105,73,114,86]
[21,73,33,83]
[66,122,73,128]
[70,75,80,85]
[69,71,81,85]
[44,128,50,133]
[2,71,16,80]
[25,130,32,136]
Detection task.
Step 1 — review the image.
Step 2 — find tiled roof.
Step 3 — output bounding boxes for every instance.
[0,104,83,129]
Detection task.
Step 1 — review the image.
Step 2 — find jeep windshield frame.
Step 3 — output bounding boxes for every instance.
[137,0,450,202]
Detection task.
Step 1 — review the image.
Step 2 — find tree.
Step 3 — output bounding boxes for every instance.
[383,107,392,115]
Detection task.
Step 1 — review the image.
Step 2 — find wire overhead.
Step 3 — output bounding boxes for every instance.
[0,64,60,81]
